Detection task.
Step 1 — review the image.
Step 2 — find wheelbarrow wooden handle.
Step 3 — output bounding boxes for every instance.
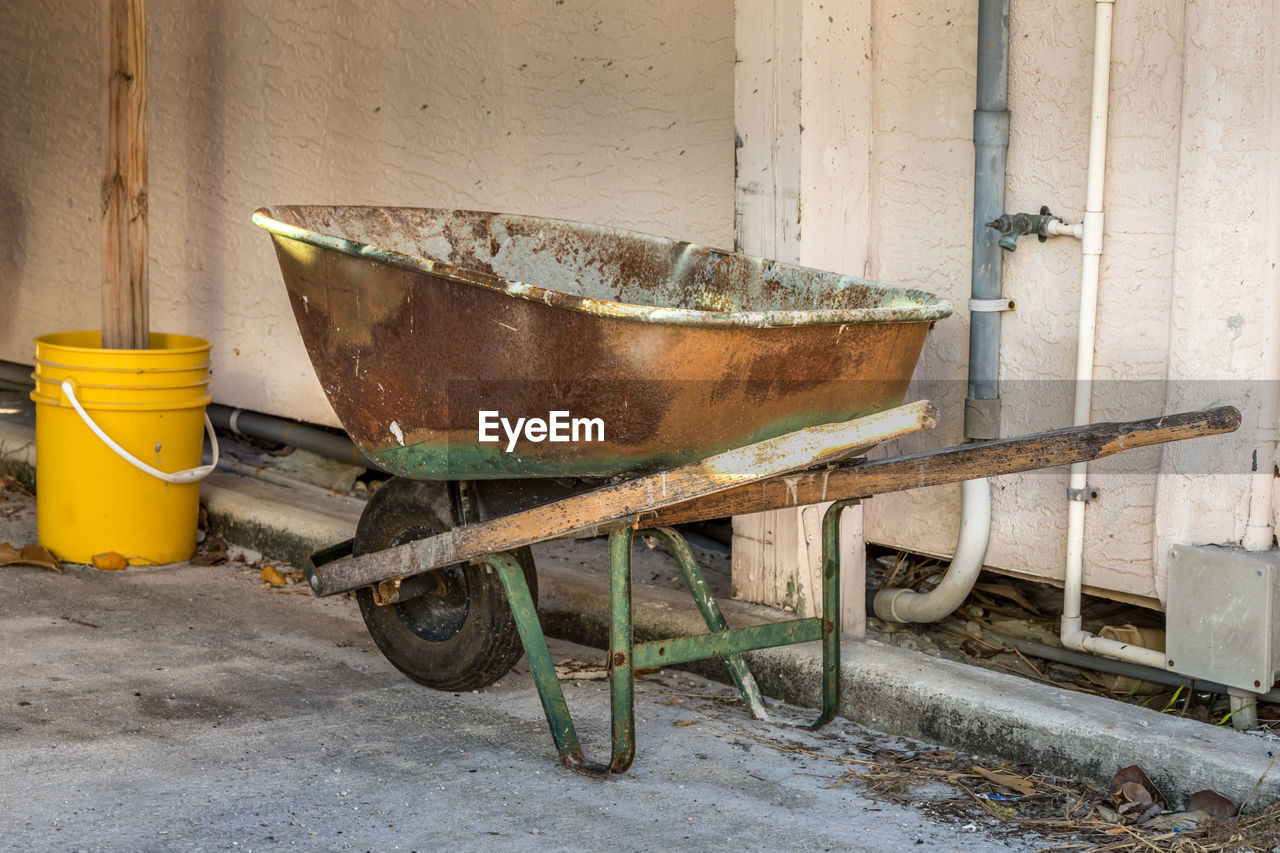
[627,404,1243,530]
[307,400,937,596]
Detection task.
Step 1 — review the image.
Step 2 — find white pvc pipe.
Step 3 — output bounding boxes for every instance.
[1044,219,1083,239]
[874,477,991,623]
[1242,50,1280,551]
[1058,0,1173,665]
[1070,623,1169,669]
[1243,390,1280,551]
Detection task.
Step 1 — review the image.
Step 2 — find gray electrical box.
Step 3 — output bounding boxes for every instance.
[1166,544,1280,693]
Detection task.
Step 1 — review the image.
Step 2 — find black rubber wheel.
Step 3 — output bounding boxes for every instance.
[354,478,537,691]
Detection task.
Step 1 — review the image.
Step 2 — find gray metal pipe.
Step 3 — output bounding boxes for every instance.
[206,405,378,469]
[0,360,32,391]
[965,0,1011,440]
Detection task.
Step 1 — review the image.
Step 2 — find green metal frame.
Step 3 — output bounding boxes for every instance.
[486,498,859,776]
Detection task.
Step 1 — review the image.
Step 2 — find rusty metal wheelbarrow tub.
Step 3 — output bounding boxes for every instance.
[252,206,952,480]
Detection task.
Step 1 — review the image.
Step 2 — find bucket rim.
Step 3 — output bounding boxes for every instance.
[34,330,212,356]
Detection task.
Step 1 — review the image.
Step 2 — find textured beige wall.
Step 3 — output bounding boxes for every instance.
[0,0,734,425]
[858,0,1279,605]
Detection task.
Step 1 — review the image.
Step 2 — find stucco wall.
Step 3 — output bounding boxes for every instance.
[858,0,1279,605]
[0,0,735,426]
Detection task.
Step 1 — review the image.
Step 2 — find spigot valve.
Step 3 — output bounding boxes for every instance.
[986,206,1061,252]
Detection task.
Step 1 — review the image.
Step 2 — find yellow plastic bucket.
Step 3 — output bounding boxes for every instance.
[31,332,218,564]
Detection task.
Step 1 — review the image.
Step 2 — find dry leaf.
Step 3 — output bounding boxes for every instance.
[259,566,287,586]
[0,542,61,573]
[19,544,58,568]
[91,551,129,571]
[1109,765,1167,810]
[973,582,1043,616]
[190,537,229,567]
[1186,789,1236,821]
[0,477,32,496]
[972,766,1036,797]
[1115,781,1153,806]
[672,720,696,728]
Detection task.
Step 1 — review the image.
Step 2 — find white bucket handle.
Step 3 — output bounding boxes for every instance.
[60,380,219,485]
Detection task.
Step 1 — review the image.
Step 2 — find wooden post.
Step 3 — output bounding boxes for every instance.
[101,0,148,350]
[733,0,874,634]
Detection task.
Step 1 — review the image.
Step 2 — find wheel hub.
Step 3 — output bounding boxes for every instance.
[393,564,469,642]
[384,524,470,642]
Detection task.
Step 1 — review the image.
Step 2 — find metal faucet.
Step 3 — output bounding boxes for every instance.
[986,206,1067,251]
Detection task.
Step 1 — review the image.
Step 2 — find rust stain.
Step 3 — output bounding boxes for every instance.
[372,577,402,606]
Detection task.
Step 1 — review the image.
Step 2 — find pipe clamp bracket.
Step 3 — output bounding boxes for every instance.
[1082,210,1105,256]
[968,298,1015,313]
[1068,486,1100,502]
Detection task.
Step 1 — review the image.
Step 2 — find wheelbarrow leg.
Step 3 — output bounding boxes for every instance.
[491,502,854,773]
[607,525,637,773]
[639,527,770,721]
[485,552,609,777]
[811,498,857,729]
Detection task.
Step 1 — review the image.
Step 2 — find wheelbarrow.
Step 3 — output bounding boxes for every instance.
[253,206,1240,774]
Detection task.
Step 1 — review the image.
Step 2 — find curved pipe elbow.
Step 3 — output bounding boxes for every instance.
[873,478,992,623]
[1062,625,1169,670]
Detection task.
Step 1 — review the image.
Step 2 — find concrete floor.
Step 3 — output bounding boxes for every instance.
[0,486,1037,852]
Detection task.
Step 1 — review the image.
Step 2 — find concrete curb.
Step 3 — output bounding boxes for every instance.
[201,471,362,569]
[4,404,1277,808]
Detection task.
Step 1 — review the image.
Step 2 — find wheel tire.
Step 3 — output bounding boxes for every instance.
[354,478,537,691]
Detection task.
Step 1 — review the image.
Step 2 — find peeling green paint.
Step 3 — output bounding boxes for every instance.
[366,403,898,480]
